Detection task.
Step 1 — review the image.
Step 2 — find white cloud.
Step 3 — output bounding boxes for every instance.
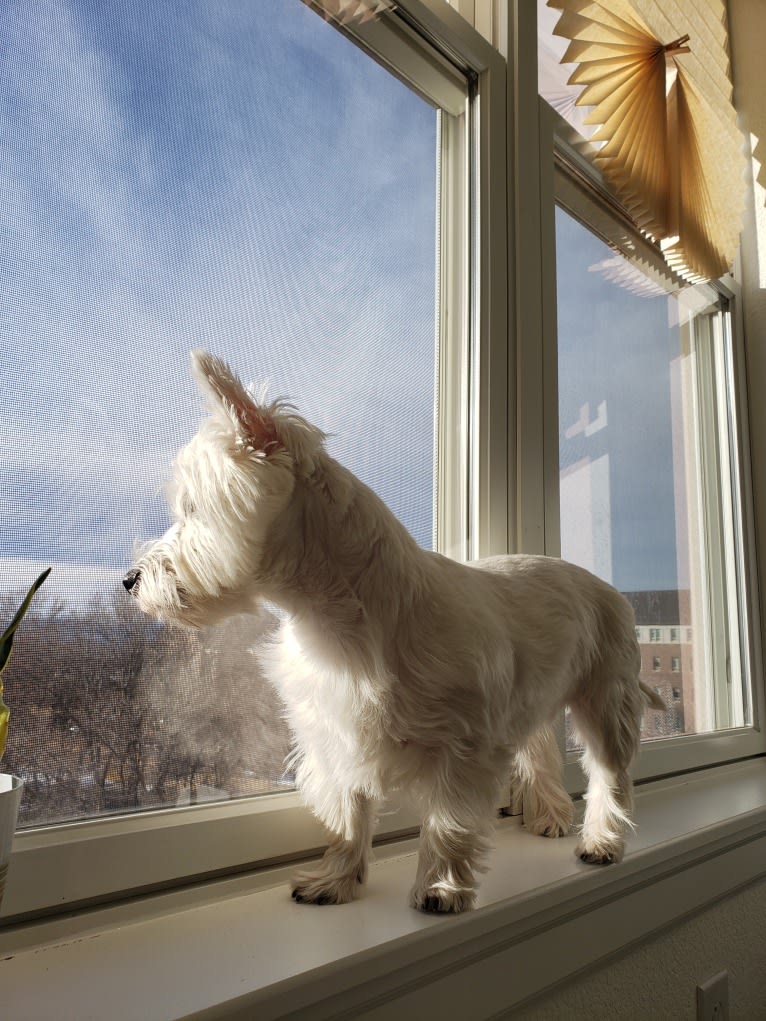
[0,557,124,611]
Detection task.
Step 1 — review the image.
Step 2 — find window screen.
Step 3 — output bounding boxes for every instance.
[1,0,440,826]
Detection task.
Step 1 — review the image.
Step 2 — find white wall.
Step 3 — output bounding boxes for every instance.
[512,876,766,1019]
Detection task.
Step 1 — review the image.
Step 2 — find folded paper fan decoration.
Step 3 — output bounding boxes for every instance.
[548,0,746,282]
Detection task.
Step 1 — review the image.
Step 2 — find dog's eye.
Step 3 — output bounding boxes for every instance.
[179,493,196,518]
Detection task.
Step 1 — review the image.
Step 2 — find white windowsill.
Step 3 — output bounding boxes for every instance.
[1,758,765,1021]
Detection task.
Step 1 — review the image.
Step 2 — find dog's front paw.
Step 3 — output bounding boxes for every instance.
[290,867,361,906]
[575,838,624,865]
[409,883,476,914]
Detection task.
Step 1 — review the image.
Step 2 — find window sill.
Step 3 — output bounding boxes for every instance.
[1,758,766,1021]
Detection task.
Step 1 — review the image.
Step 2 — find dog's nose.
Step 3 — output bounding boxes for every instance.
[123,569,141,593]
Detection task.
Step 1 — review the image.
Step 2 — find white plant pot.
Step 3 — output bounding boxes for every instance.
[0,774,23,912]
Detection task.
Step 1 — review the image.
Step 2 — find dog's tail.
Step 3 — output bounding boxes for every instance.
[639,680,668,712]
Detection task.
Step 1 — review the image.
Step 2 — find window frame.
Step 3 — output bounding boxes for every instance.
[1,0,508,923]
[533,100,766,790]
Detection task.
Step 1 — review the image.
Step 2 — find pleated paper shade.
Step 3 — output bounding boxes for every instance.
[548,0,746,282]
[306,0,395,26]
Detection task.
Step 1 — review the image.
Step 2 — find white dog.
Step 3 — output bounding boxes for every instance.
[124,351,665,913]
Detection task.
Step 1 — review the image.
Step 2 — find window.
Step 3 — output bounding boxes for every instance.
[2,0,762,928]
[3,0,446,829]
[538,3,762,777]
[554,201,752,748]
[2,0,506,918]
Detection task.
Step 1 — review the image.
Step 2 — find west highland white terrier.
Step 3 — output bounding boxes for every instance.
[124,351,665,913]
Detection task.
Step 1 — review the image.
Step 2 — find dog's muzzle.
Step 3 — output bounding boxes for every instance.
[123,569,142,594]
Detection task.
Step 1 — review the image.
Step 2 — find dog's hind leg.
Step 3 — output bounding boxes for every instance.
[291,790,375,905]
[507,726,574,838]
[569,679,643,865]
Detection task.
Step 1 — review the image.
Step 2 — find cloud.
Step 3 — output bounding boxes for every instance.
[0,557,124,611]
[1,0,440,574]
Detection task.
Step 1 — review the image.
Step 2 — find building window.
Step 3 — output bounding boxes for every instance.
[672,657,681,673]
[652,657,662,673]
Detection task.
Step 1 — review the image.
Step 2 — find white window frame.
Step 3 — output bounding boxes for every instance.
[524,5,766,790]
[1,0,508,922]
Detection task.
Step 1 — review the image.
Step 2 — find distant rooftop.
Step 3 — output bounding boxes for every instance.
[623,590,691,625]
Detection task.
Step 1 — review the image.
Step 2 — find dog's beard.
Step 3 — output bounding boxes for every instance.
[132,529,265,628]
[133,558,261,629]
[129,466,291,628]
[130,549,197,627]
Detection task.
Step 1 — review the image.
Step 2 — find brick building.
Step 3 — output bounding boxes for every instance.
[624,590,693,740]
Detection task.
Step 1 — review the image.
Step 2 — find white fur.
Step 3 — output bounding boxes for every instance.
[126,351,666,913]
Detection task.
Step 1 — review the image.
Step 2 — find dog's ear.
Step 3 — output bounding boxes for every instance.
[190,350,279,452]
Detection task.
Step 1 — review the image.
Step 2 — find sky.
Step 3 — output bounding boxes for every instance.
[1,0,439,601]
[0,0,689,609]
[556,209,684,593]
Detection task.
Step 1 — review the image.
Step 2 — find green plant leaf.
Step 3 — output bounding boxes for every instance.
[0,568,51,675]
[0,703,8,764]
[0,567,51,761]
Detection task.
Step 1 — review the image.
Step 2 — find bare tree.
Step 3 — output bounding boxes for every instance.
[2,584,291,826]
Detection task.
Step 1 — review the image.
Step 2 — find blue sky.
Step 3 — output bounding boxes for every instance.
[1,0,437,595]
[556,208,683,593]
[1,0,687,606]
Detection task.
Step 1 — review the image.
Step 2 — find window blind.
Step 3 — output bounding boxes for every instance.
[306,0,396,26]
[547,0,746,283]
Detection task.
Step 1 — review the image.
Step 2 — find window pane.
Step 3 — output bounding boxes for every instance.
[555,207,749,743]
[1,0,450,826]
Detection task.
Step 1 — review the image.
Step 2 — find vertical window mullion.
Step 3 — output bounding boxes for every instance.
[711,306,748,728]
[435,103,471,561]
[691,310,731,730]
